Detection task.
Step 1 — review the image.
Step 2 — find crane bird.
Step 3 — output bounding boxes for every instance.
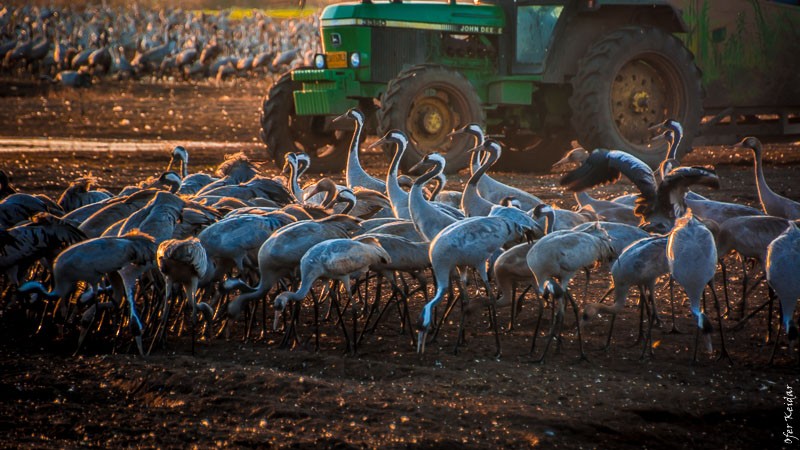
[281,152,308,202]
[272,236,390,354]
[56,177,113,212]
[156,236,213,354]
[0,213,86,286]
[582,235,670,356]
[195,152,261,195]
[225,215,364,323]
[334,108,386,194]
[559,148,720,233]
[417,205,537,356]
[352,233,431,345]
[765,222,800,363]
[649,118,684,180]
[461,140,503,217]
[526,219,615,362]
[0,193,63,228]
[371,129,412,220]
[736,136,800,219]
[716,215,791,321]
[408,153,461,241]
[667,210,729,363]
[166,145,218,195]
[18,231,156,355]
[450,123,542,209]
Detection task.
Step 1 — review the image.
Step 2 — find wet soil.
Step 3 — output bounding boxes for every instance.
[1,77,799,449]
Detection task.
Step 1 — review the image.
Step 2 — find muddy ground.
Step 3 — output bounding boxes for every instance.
[0,77,799,449]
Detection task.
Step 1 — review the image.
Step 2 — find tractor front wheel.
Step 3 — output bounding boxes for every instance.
[569,27,703,167]
[260,72,348,173]
[378,65,484,174]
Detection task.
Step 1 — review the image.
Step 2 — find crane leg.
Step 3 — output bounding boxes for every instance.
[766,285,775,344]
[768,322,782,366]
[309,288,321,351]
[453,276,470,355]
[667,276,682,334]
[709,283,732,364]
[148,281,172,355]
[640,287,656,360]
[534,301,562,364]
[566,290,587,362]
[529,291,544,356]
[602,314,617,352]
[739,258,749,320]
[719,259,731,317]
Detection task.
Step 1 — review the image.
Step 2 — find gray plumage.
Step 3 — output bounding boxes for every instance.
[667,211,718,351]
[408,153,460,241]
[461,140,501,217]
[766,222,800,342]
[738,136,800,219]
[417,205,538,353]
[226,215,363,319]
[272,237,390,334]
[337,108,386,194]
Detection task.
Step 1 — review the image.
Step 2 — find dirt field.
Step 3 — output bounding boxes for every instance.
[1,77,799,449]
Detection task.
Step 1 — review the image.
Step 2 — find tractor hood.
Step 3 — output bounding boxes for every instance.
[320,1,506,35]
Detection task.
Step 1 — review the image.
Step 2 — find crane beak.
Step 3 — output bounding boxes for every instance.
[273,310,283,332]
[550,153,574,172]
[446,129,464,138]
[648,122,666,131]
[649,133,666,143]
[466,145,483,153]
[486,133,505,139]
[409,158,430,173]
[332,112,349,124]
[367,137,386,150]
[732,141,745,149]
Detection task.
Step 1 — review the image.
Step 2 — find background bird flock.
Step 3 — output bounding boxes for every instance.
[1,107,798,366]
[1,3,320,86]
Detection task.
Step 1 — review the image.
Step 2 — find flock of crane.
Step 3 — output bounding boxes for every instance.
[2,109,799,365]
[0,4,315,86]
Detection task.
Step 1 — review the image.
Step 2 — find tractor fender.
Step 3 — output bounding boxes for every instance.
[542,3,687,84]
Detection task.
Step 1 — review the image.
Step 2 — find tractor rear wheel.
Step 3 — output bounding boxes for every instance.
[378,65,484,174]
[260,71,348,173]
[569,27,703,167]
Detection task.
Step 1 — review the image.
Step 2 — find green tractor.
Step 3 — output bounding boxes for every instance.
[260,0,800,173]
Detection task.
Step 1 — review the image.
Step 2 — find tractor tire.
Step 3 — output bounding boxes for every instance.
[569,26,703,168]
[378,65,484,174]
[260,71,347,173]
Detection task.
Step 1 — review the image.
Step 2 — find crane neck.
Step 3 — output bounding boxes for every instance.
[468,133,485,176]
[467,146,498,187]
[387,140,408,208]
[543,210,555,235]
[412,162,442,199]
[339,195,356,215]
[429,173,446,201]
[287,162,302,202]
[320,186,339,209]
[345,117,365,182]
[752,145,776,207]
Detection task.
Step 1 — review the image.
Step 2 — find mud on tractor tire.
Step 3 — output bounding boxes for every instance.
[569,26,703,167]
[260,71,348,173]
[378,65,484,174]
